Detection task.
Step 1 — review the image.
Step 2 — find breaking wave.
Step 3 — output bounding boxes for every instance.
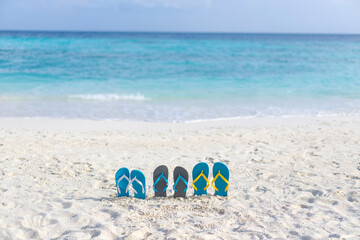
[68,93,150,101]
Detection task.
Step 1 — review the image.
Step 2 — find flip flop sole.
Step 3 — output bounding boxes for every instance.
[173,166,188,198]
[131,170,146,199]
[192,162,209,196]
[115,167,130,197]
[212,162,229,197]
[153,165,168,197]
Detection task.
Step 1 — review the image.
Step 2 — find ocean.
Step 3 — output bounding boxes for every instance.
[0,31,359,122]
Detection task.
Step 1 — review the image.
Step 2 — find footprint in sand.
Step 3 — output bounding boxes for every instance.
[330,161,340,168]
[328,233,341,239]
[205,157,215,164]
[62,202,72,209]
[81,224,102,238]
[308,198,315,203]
[21,213,47,228]
[301,236,312,240]
[53,198,73,209]
[310,189,323,197]
[222,159,230,164]
[101,209,120,220]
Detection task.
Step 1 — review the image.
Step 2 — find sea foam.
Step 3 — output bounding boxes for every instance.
[68,93,150,101]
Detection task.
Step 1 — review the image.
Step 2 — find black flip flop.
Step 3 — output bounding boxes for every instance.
[173,166,189,198]
[153,165,169,197]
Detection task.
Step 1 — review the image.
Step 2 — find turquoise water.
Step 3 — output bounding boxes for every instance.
[1,31,360,121]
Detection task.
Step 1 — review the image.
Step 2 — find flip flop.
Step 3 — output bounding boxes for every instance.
[212,162,229,197]
[153,165,168,197]
[130,169,146,199]
[173,166,188,198]
[115,167,130,197]
[192,162,210,196]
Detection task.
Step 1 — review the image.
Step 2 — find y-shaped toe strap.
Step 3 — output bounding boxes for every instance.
[173,174,188,193]
[212,170,229,192]
[117,174,130,195]
[192,170,210,191]
[153,172,168,192]
[127,176,145,194]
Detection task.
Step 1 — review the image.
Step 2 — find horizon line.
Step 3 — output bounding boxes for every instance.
[1,29,360,36]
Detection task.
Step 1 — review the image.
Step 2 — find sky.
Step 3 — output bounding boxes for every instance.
[0,0,360,34]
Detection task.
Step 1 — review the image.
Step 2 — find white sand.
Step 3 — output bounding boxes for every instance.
[0,116,359,239]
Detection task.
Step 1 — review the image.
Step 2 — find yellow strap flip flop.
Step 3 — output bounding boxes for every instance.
[212,162,229,197]
[192,162,210,195]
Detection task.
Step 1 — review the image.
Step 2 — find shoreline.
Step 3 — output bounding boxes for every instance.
[0,115,359,132]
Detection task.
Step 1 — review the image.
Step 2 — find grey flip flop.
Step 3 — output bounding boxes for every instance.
[173,166,188,198]
[153,165,169,197]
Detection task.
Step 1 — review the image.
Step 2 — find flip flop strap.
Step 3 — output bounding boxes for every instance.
[153,172,168,192]
[212,170,229,192]
[128,176,145,194]
[173,174,188,193]
[117,174,130,194]
[192,170,210,191]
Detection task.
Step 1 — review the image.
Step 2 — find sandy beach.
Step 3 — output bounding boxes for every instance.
[0,116,359,239]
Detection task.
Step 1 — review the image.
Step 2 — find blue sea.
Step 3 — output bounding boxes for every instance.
[0,31,360,122]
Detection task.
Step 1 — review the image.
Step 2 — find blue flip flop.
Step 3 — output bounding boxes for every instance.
[192,162,210,196]
[212,162,229,197]
[130,170,146,199]
[115,167,130,197]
